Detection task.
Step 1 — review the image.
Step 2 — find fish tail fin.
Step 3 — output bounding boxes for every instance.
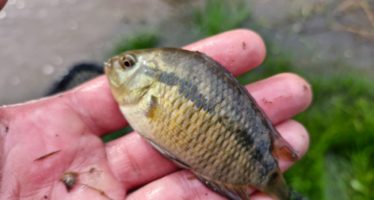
[288,189,306,200]
[263,171,306,200]
[263,171,290,200]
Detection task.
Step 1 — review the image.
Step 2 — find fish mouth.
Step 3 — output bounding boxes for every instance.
[104,56,123,74]
[104,61,111,75]
[104,56,126,89]
[104,56,117,73]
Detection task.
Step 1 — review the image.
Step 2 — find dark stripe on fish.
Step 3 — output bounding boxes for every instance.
[159,72,214,111]
[143,66,215,112]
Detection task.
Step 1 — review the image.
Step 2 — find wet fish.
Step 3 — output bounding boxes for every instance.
[105,48,298,200]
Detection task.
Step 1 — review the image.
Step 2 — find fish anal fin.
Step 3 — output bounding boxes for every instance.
[195,174,250,200]
[273,134,299,161]
[145,138,190,169]
[263,170,291,200]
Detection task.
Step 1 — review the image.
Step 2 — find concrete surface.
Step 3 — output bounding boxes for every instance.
[248,0,374,75]
[0,0,178,104]
[1,0,373,105]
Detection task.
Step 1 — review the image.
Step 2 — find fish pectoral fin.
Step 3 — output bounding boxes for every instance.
[273,135,299,161]
[145,95,159,119]
[195,174,250,200]
[145,137,191,169]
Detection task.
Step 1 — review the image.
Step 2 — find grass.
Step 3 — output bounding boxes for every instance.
[193,0,250,36]
[106,0,374,199]
[241,42,374,200]
[111,32,159,56]
[288,75,374,200]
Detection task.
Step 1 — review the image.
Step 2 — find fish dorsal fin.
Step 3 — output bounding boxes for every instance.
[195,174,250,200]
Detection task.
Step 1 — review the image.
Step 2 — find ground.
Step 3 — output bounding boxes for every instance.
[0,0,373,103]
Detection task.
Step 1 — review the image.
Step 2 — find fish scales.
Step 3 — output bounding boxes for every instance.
[158,49,275,180]
[105,48,297,200]
[150,83,253,183]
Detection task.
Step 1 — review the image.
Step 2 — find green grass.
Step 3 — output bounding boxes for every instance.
[287,75,374,200]
[194,0,250,36]
[106,1,374,199]
[111,32,159,56]
[239,44,374,199]
[102,126,133,142]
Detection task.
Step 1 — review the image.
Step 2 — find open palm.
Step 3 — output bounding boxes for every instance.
[0,29,311,200]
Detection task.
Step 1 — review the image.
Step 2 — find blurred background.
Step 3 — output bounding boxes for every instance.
[0,0,373,199]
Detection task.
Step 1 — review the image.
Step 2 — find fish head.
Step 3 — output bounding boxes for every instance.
[105,50,158,105]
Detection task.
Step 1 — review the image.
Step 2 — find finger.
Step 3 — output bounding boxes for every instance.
[0,0,6,10]
[251,192,275,200]
[105,132,178,190]
[246,73,312,125]
[32,29,265,136]
[184,29,266,75]
[275,120,309,170]
[106,74,311,189]
[125,120,309,199]
[126,170,226,200]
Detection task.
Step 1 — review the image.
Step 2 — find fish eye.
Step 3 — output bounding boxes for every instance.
[120,54,136,69]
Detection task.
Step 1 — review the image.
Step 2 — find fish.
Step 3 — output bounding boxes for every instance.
[105,48,299,200]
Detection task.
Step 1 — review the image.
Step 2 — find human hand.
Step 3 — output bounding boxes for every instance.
[0,0,7,10]
[0,29,311,200]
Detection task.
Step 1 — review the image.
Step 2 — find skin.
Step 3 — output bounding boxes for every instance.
[0,29,311,200]
[0,0,6,10]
